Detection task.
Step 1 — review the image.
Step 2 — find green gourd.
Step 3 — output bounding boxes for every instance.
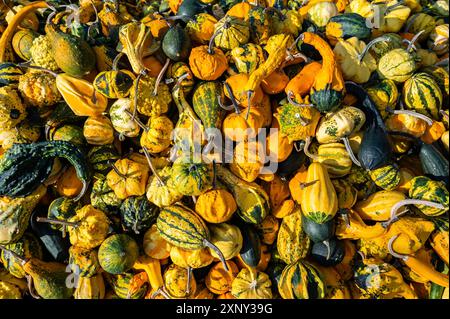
[45,24,96,77]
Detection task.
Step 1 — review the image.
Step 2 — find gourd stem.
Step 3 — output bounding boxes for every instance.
[153,58,170,96]
[16,63,58,77]
[356,250,366,261]
[384,199,445,228]
[112,52,125,71]
[73,180,88,201]
[246,91,253,120]
[207,28,221,55]
[303,136,319,160]
[26,275,41,299]
[440,110,449,121]
[152,287,171,299]
[132,70,147,120]
[0,245,27,265]
[223,82,240,114]
[217,95,234,111]
[285,52,310,64]
[36,217,79,228]
[386,107,434,125]
[110,162,128,179]
[357,36,389,63]
[203,239,229,272]
[142,146,165,186]
[338,208,351,228]
[124,109,149,131]
[212,160,217,189]
[289,33,305,53]
[46,8,57,26]
[407,30,425,52]
[388,235,408,260]
[299,179,319,189]
[342,137,362,167]
[287,91,313,108]
[323,240,331,260]
[435,58,449,67]
[174,73,190,92]
[186,267,192,295]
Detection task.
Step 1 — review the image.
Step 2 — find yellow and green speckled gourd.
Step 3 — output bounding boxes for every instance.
[277,208,311,264]
[300,162,338,224]
[409,176,449,217]
[369,164,401,191]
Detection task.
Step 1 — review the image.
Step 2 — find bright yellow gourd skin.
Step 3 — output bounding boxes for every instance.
[354,190,407,221]
[300,162,338,224]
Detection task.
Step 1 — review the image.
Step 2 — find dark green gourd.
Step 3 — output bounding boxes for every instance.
[345,82,392,170]
[0,141,91,199]
[119,196,159,234]
[162,25,192,62]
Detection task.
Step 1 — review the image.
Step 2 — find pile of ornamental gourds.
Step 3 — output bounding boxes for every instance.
[0,0,449,300]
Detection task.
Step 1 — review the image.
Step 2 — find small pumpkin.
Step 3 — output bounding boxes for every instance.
[107,158,150,200]
[140,115,174,154]
[195,188,237,223]
[67,205,110,250]
[120,196,159,234]
[213,15,250,51]
[208,223,243,260]
[83,115,115,146]
[205,261,239,295]
[163,264,197,299]
[98,234,139,275]
[90,177,123,214]
[231,268,272,299]
[56,167,84,199]
[168,157,213,196]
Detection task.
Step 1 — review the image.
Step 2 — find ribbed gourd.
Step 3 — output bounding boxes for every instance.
[156,204,228,270]
[278,260,326,299]
[403,72,443,120]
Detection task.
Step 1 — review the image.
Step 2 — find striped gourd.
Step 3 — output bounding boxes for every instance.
[369,164,401,191]
[98,234,139,275]
[278,260,326,299]
[1,233,42,278]
[421,66,449,97]
[377,48,416,83]
[83,115,115,145]
[300,163,338,224]
[409,176,449,217]
[354,190,407,221]
[277,208,310,264]
[192,81,226,130]
[120,196,159,234]
[403,72,443,120]
[107,272,148,299]
[0,63,23,87]
[366,79,399,119]
[157,204,228,269]
[325,13,371,43]
[312,142,353,178]
[93,70,136,99]
[87,144,120,178]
